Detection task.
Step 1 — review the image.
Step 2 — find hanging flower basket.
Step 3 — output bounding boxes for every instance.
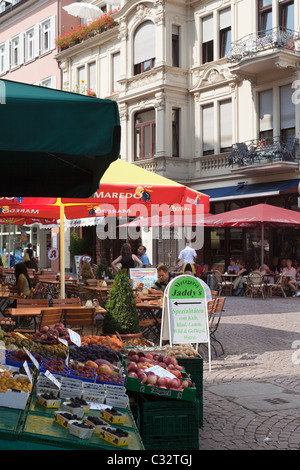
[55,11,119,51]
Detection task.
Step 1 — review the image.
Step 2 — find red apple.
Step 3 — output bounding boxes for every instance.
[182,379,193,388]
[127,362,138,373]
[128,372,138,379]
[163,356,172,365]
[131,355,139,363]
[158,362,167,369]
[147,374,158,385]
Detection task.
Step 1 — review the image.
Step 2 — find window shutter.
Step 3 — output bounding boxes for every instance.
[219,8,231,30]
[34,23,39,57]
[50,75,57,89]
[259,89,273,131]
[280,84,295,130]
[88,61,96,92]
[202,15,214,42]
[112,52,120,92]
[202,104,214,153]
[134,21,155,64]
[50,15,56,50]
[18,32,24,65]
[4,40,9,71]
[220,100,232,148]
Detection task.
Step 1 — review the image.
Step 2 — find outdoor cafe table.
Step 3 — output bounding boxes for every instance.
[136,301,162,323]
[11,306,107,331]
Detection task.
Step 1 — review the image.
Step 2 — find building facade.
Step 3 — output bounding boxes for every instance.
[55,0,300,269]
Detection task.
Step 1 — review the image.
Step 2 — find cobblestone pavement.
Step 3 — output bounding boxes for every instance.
[198,296,300,450]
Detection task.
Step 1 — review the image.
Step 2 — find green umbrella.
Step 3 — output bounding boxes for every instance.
[0,79,120,198]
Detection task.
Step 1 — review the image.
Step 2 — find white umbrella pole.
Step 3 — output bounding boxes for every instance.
[261,222,264,270]
[59,200,65,298]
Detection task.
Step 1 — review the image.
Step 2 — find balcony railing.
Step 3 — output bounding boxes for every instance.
[226,27,300,64]
[228,136,300,168]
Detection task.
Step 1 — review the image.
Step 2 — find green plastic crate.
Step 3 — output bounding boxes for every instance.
[142,435,200,451]
[137,395,200,449]
[0,407,24,441]
[177,355,203,426]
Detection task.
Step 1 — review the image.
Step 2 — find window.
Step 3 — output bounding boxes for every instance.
[220,100,232,152]
[11,36,20,68]
[25,28,34,62]
[172,25,179,67]
[172,108,180,157]
[202,15,214,63]
[40,77,52,88]
[77,65,85,87]
[88,61,96,95]
[219,8,231,58]
[280,84,295,138]
[202,104,214,155]
[40,17,55,54]
[134,109,156,160]
[279,0,294,30]
[259,89,273,139]
[258,0,272,33]
[134,21,155,75]
[112,52,120,92]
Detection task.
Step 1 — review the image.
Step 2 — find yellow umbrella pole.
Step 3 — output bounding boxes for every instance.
[59,199,65,299]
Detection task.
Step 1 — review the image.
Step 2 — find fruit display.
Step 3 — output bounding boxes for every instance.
[69,344,121,364]
[30,323,71,345]
[125,349,196,399]
[69,420,95,439]
[100,407,125,424]
[40,359,68,376]
[37,392,61,408]
[84,416,107,433]
[2,333,68,361]
[99,426,131,447]
[0,369,32,393]
[80,335,124,351]
[165,343,200,358]
[54,411,79,429]
[69,362,96,381]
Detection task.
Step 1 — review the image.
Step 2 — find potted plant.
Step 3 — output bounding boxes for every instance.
[103,269,141,338]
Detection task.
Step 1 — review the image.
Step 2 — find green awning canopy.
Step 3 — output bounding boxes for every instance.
[0,79,120,197]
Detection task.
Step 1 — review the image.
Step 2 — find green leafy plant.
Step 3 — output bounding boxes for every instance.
[96,258,113,279]
[103,269,140,335]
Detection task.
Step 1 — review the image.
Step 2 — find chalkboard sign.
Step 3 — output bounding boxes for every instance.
[160,274,211,370]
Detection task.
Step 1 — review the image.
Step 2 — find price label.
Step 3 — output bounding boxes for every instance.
[45,370,61,389]
[23,347,40,370]
[23,361,33,385]
[145,365,176,379]
[68,328,81,347]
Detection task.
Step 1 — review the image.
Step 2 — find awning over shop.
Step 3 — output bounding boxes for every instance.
[200,179,299,202]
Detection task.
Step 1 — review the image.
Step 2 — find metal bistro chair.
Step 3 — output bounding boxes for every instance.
[212,270,233,296]
[248,271,266,299]
[208,296,226,356]
[267,273,287,298]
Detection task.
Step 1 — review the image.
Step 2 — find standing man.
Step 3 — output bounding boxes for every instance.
[138,245,151,268]
[176,242,197,274]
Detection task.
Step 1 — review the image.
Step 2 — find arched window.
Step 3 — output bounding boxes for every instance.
[133,21,155,75]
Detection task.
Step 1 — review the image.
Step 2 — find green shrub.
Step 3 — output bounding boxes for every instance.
[103,269,140,335]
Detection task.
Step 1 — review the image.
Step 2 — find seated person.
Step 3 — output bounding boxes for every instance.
[282,259,299,296]
[148,265,176,294]
[259,263,275,285]
[232,260,251,293]
[227,257,239,274]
